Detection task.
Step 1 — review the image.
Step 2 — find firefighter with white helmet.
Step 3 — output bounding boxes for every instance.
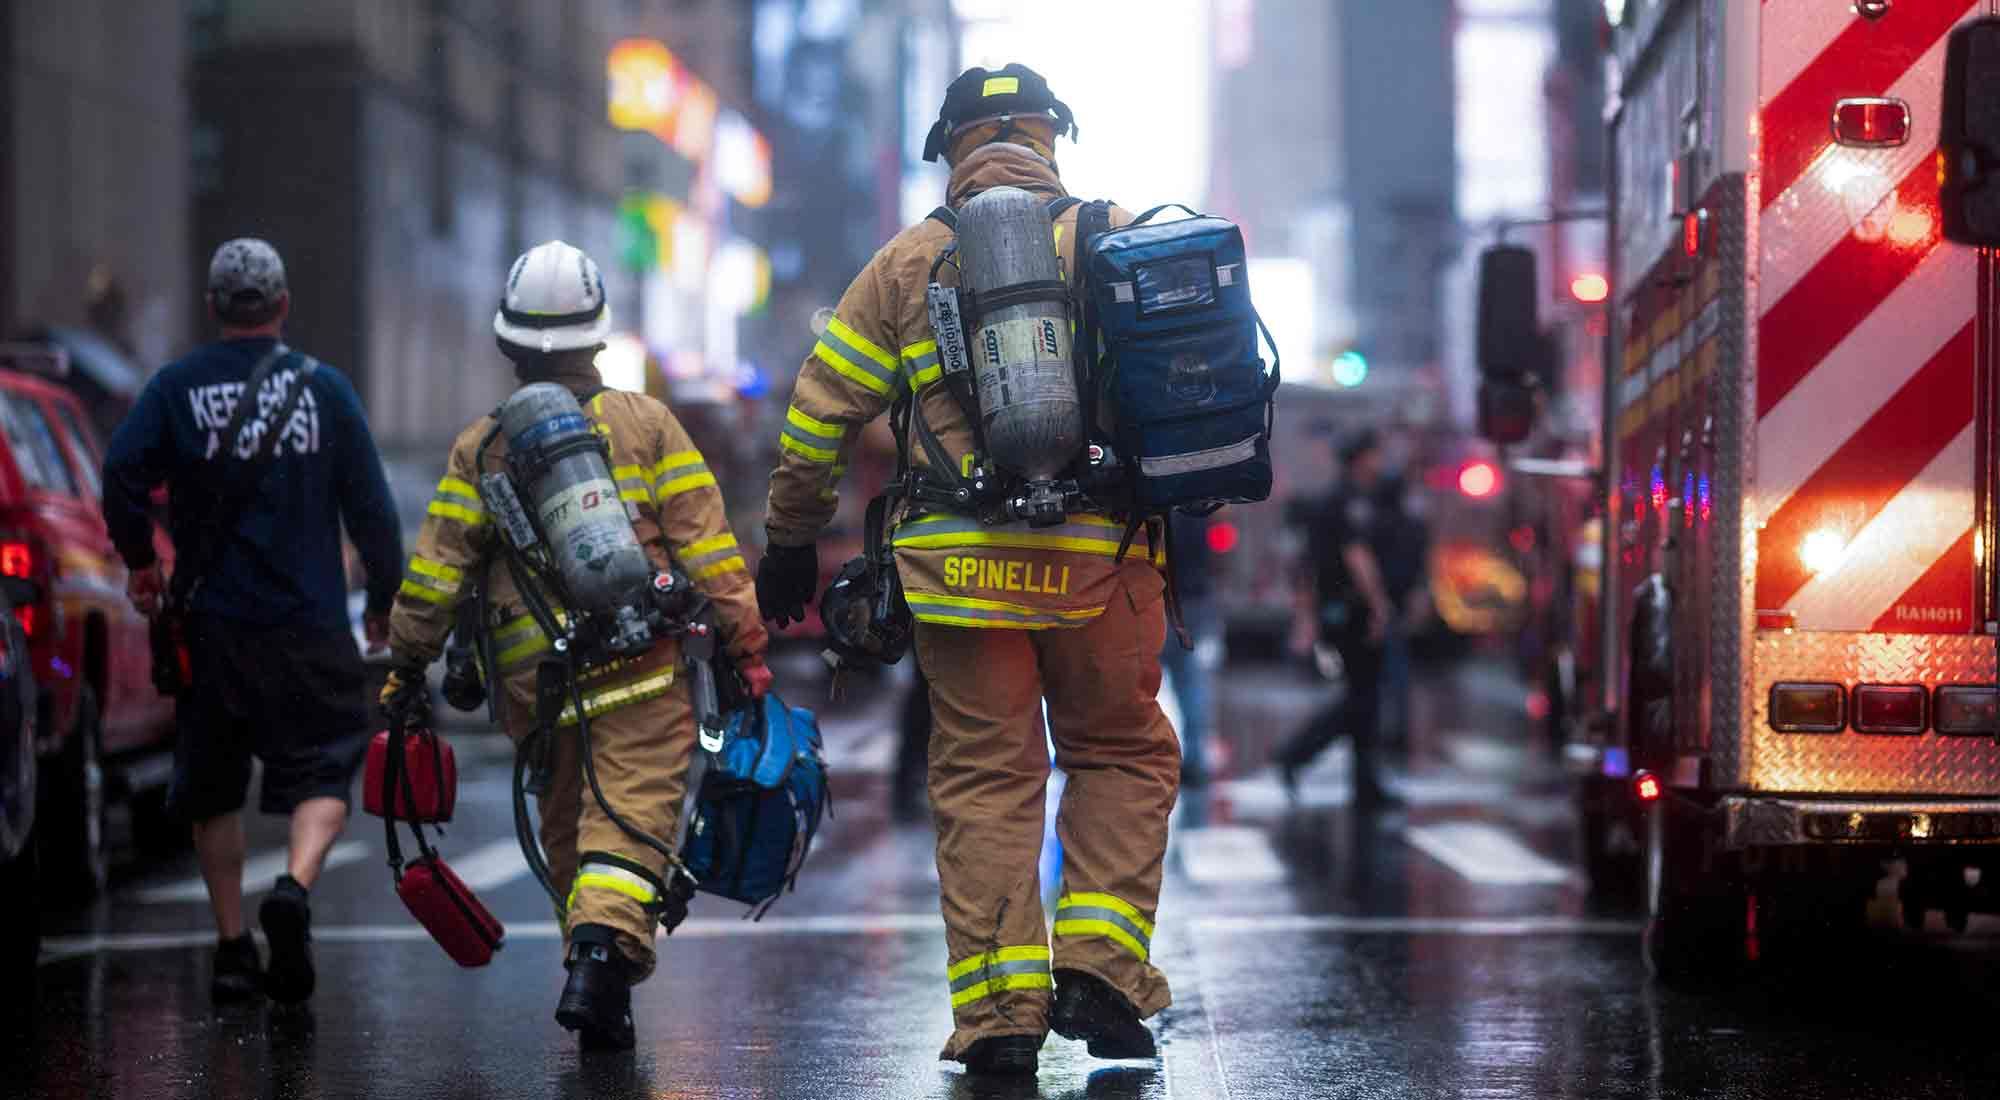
[382,240,771,1050]
[759,64,1179,1077]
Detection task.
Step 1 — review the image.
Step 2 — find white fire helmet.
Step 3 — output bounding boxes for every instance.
[493,240,614,355]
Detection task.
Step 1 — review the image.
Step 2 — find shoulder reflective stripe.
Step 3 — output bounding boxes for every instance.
[946,944,1051,981]
[589,393,606,415]
[656,471,718,498]
[408,556,464,584]
[398,578,456,606]
[690,557,748,581]
[557,668,677,726]
[780,432,840,465]
[435,477,482,505]
[1056,892,1155,935]
[822,316,896,371]
[427,500,486,526]
[814,338,895,396]
[785,406,845,440]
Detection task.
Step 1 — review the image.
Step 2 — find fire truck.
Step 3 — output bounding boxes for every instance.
[1482,2,2000,976]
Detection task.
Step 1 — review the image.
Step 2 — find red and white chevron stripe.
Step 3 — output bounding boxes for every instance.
[1754,0,1986,634]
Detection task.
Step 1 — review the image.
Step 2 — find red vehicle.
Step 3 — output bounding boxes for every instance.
[0,345,175,898]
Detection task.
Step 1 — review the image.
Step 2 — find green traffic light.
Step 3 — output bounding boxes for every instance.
[1332,350,1369,387]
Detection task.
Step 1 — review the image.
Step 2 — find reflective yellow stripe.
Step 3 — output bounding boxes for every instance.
[570,872,656,907]
[691,557,747,581]
[619,488,652,504]
[1052,919,1150,962]
[780,433,840,464]
[900,340,943,389]
[556,669,676,726]
[823,316,896,371]
[786,406,844,440]
[910,593,1100,621]
[436,476,481,504]
[497,633,550,667]
[815,340,894,395]
[946,945,1051,982]
[398,579,455,606]
[656,471,718,498]
[408,557,463,585]
[612,464,646,481]
[896,531,1126,556]
[649,450,705,481]
[685,533,737,556]
[428,500,485,526]
[1057,892,1155,936]
[950,971,1053,1007]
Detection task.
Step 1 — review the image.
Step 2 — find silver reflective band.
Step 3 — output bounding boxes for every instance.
[1111,282,1136,303]
[1136,434,1261,478]
[946,956,1051,994]
[1216,263,1241,287]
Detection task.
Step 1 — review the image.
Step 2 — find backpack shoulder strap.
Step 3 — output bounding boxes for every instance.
[1046,196,1082,220]
[927,205,958,232]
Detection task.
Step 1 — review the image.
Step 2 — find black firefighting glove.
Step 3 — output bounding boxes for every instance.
[379,663,433,731]
[756,542,818,627]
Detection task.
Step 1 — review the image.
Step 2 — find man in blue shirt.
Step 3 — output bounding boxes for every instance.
[102,238,403,1005]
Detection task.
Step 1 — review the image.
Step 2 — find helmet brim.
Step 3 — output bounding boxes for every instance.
[492,307,613,353]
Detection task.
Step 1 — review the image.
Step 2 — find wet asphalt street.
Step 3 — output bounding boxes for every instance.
[10,654,2000,1099]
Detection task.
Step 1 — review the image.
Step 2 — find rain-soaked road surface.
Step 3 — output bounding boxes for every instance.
[10,654,2000,1098]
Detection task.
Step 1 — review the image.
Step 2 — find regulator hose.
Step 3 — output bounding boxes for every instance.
[511,731,564,915]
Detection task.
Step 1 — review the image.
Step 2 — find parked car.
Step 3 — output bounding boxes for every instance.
[0,572,41,982]
[0,345,176,899]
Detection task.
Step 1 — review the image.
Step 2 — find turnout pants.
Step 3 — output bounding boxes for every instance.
[505,676,697,981]
[915,562,1181,1060]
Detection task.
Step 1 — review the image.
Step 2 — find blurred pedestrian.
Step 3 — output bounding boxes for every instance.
[381,241,770,1051]
[101,238,404,1005]
[757,64,1177,1077]
[1161,513,1219,789]
[1373,475,1432,762]
[1274,429,1401,807]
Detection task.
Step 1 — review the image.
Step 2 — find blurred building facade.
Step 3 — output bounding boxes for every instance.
[0,1,192,376]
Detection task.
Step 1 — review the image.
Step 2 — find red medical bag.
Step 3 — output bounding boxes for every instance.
[363,727,458,823]
[394,854,506,968]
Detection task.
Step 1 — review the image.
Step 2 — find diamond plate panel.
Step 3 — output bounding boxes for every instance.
[1711,171,1752,784]
[1747,631,2000,794]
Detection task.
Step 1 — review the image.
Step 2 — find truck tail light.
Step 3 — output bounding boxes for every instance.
[1934,686,1999,737]
[1633,771,1662,802]
[1852,684,1926,735]
[1770,682,1845,732]
[1,538,41,638]
[1831,97,1911,148]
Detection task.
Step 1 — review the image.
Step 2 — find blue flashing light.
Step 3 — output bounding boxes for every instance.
[1331,350,1369,387]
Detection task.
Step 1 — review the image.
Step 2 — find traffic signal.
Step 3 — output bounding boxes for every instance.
[1331,349,1369,387]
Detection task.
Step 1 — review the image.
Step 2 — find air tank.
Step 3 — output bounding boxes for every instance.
[497,383,653,617]
[956,186,1083,482]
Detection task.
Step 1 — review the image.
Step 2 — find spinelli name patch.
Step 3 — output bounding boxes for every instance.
[942,556,1071,596]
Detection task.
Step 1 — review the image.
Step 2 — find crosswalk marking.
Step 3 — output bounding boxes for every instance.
[130,842,370,904]
[1404,822,1576,886]
[1178,825,1286,885]
[447,838,534,892]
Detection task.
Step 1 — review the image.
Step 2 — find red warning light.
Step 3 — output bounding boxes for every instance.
[1634,771,1662,802]
[1457,461,1500,499]
[1569,273,1610,304]
[1682,210,1708,257]
[1206,521,1240,555]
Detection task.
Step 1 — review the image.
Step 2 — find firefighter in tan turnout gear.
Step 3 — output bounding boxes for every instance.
[384,241,771,1050]
[758,64,1178,1077]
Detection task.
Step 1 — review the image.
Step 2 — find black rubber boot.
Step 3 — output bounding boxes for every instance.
[556,926,636,1052]
[211,933,263,1003]
[960,1034,1041,1077]
[259,875,315,1004]
[1050,969,1157,1059]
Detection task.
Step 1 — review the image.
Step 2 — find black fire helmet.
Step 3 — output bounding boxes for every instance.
[921,62,1078,163]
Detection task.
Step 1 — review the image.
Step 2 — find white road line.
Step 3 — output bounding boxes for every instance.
[1404,822,1577,887]
[1178,826,1286,885]
[446,838,534,892]
[39,912,1645,965]
[130,841,370,904]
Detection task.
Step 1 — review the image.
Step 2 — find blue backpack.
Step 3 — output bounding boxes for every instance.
[1077,202,1279,511]
[680,693,830,917]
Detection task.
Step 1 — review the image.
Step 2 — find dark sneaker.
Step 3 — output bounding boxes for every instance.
[1050,969,1157,1059]
[259,875,315,1004]
[556,935,636,1052]
[960,1034,1041,1077]
[211,933,262,1003]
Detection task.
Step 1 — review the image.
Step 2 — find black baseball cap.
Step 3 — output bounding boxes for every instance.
[922,63,1078,163]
